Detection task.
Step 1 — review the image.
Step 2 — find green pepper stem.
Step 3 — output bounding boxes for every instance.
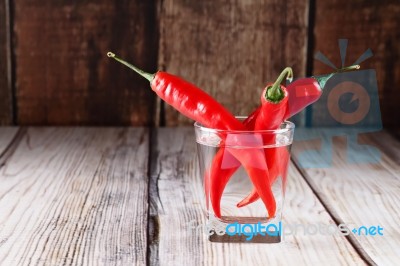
[337,64,360,72]
[314,64,360,90]
[107,52,155,82]
[266,67,293,103]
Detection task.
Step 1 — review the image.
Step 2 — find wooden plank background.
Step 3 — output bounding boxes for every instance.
[159,0,308,126]
[13,1,158,126]
[0,128,150,265]
[0,0,399,127]
[2,127,399,264]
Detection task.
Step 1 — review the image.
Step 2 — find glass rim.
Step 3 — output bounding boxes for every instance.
[194,116,295,134]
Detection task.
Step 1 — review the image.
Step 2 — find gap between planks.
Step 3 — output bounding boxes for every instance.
[147,127,160,266]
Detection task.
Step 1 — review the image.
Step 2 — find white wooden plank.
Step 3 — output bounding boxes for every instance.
[151,128,364,265]
[292,128,400,265]
[0,127,149,265]
[0,127,18,155]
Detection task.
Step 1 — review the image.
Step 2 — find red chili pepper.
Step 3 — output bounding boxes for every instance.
[108,52,277,218]
[208,67,293,218]
[237,65,361,207]
[108,52,242,130]
[206,108,260,218]
[210,65,361,213]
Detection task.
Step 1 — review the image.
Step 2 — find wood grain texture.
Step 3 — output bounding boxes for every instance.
[0,128,149,265]
[150,128,365,265]
[159,0,309,126]
[292,128,400,265]
[0,0,13,125]
[311,0,400,128]
[13,1,158,126]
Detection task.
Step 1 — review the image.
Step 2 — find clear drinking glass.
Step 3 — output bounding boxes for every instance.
[194,118,295,243]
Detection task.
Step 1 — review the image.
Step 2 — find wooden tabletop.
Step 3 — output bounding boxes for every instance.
[0,127,399,266]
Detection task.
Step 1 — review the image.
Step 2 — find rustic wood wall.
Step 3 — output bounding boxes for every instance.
[159,0,308,126]
[10,1,158,126]
[0,0,399,127]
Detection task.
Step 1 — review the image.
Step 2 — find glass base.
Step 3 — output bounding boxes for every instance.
[209,233,281,243]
